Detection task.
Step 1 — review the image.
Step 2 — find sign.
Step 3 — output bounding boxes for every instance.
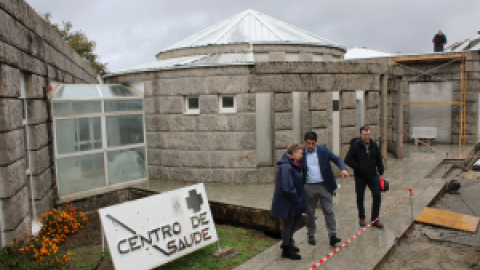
[99,183,218,270]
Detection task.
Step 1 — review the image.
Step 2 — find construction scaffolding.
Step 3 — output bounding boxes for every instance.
[389,54,468,154]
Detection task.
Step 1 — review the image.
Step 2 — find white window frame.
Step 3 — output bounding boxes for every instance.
[184,96,200,114]
[219,95,236,114]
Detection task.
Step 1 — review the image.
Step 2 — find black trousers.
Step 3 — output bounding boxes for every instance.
[355,176,381,221]
[282,212,303,246]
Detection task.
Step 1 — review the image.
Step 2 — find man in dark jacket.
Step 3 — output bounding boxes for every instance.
[301,131,349,246]
[433,30,447,52]
[344,126,385,228]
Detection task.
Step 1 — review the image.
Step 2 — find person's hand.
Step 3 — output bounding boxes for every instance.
[379,175,383,178]
[341,170,350,178]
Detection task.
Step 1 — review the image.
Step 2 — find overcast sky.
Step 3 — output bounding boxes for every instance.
[27,0,480,73]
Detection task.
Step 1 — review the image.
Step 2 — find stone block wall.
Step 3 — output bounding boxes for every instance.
[0,0,97,247]
[254,61,385,163]
[142,66,261,184]
[108,61,386,184]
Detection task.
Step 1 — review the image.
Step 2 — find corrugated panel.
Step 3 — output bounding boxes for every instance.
[191,52,255,65]
[452,34,480,52]
[164,9,342,52]
[109,55,208,76]
[106,53,255,77]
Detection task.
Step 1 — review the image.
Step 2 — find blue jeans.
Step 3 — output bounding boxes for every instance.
[434,46,444,52]
[355,176,381,221]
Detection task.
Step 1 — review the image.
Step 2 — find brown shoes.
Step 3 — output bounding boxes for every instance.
[372,221,384,229]
[359,218,366,226]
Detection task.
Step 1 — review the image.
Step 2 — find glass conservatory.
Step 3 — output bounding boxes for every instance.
[51,84,147,201]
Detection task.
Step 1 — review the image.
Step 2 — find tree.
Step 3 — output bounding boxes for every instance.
[44,13,108,76]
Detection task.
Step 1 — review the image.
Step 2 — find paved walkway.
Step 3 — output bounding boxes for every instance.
[149,144,474,270]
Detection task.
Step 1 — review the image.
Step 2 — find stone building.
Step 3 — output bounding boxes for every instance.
[0,0,98,246]
[104,9,480,185]
[1,3,479,247]
[104,10,389,184]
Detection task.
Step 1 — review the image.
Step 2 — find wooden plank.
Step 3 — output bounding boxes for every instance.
[415,207,480,233]
[393,55,463,63]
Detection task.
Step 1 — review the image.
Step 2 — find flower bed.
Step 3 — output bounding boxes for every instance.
[0,202,88,270]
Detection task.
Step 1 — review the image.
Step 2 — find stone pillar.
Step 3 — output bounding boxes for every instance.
[256,93,273,166]
[381,75,388,158]
[397,79,406,159]
[292,92,302,143]
[332,92,340,156]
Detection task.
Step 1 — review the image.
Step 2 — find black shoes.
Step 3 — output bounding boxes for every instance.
[281,243,301,260]
[308,235,316,245]
[329,234,341,246]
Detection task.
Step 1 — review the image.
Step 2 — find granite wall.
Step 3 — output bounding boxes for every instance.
[0,0,97,247]
[112,61,387,184]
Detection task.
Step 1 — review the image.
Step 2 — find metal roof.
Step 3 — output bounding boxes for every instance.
[160,9,343,54]
[105,53,255,77]
[344,47,397,60]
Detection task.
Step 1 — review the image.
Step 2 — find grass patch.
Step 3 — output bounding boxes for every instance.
[66,225,276,270]
[63,245,110,270]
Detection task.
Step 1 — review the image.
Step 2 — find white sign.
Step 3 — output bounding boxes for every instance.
[99,183,218,270]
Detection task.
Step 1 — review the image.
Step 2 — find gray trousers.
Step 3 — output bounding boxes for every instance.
[282,212,303,246]
[305,182,336,237]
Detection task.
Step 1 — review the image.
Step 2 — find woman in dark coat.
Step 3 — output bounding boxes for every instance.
[271,142,307,260]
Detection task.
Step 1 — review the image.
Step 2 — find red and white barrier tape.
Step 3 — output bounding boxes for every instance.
[307,189,414,270]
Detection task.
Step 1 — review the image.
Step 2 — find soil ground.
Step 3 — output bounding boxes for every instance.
[375,223,480,270]
[376,170,480,270]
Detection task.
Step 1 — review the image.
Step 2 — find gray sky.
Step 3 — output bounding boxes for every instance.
[27,0,480,73]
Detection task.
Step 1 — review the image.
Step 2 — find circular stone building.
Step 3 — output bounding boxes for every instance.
[103,10,361,184]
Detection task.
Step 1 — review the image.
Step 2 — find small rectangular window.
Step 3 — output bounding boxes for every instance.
[219,96,236,113]
[185,96,200,114]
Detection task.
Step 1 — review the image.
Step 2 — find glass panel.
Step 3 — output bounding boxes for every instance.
[99,85,140,98]
[107,147,146,185]
[106,115,144,147]
[54,85,100,99]
[57,153,105,196]
[104,100,143,112]
[56,117,102,155]
[222,96,235,108]
[53,101,101,116]
[188,97,199,109]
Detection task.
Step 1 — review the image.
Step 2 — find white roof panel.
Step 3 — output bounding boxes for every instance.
[344,47,396,60]
[162,9,343,53]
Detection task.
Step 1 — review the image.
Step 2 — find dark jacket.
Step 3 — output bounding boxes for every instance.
[433,34,447,47]
[271,153,307,220]
[300,146,347,194]
[344,138,384,179]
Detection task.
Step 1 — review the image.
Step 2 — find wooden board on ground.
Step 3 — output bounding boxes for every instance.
[415,207,480,233]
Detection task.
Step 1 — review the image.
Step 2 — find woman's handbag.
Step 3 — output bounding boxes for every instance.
[379,176,389,192]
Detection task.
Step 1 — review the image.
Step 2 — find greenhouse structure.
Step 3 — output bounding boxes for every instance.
[50,84,147,201]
